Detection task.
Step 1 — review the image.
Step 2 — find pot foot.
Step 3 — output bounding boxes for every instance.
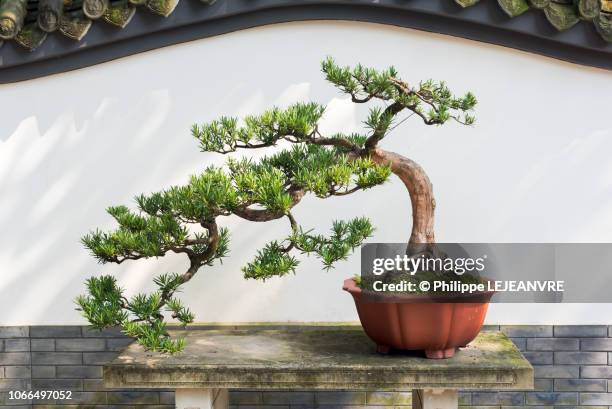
[376,344,391,354]
[425,347,456,359]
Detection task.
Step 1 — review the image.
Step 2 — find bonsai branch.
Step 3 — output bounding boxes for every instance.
[309,129,359,152]
[364,101,406,150]
[233,189,305,222]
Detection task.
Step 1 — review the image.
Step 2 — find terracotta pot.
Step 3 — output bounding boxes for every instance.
[343,278,493,359]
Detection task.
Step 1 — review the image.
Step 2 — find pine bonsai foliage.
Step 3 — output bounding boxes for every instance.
[77,57,477,353]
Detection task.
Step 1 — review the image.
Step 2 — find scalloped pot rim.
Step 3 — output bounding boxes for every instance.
[342,278,496,304]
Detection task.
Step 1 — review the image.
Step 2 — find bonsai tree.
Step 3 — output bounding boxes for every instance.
[76,57,477,353]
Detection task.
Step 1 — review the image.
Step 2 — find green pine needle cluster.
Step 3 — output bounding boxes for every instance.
[292,217,375,271]
[82,208,188,263]
[242,241,300,280]
[75,275,192,353]
[78,57,477,353]
[243,217,375,280]
[322,57,477,127]
[191,102,325,153]
[229,144,391,200]
[322,58,399,102]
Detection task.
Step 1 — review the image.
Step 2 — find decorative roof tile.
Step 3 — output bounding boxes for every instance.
[0,0,216,47]
[59,13,91,40]
[596,11,612,40]
[37,0,63,32]
[104,2,135,28]
[497,0,531,17]
[14,22,46,50]
[544,2,580,31]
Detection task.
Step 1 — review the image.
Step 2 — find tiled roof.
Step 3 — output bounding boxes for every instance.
[0,0,610,52]
[0,0,216,50]
[458,0,612,42]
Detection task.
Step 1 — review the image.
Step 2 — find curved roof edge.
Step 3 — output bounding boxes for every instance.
[0,0,611,83]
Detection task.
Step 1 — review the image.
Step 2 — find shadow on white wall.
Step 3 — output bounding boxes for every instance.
[0,21,611,325]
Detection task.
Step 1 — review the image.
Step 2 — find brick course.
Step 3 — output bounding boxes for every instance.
[1,325,612,408]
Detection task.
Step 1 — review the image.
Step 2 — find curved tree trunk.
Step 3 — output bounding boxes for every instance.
[369,147,436,245]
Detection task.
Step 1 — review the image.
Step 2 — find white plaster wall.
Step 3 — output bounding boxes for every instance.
[1,21,611,325]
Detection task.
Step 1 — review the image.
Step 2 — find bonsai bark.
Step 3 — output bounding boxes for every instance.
[369,147,435,245]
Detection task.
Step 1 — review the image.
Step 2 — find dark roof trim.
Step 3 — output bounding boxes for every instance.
[1,0,611,83]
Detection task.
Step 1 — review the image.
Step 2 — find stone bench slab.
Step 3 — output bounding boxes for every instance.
[104,327,533,391]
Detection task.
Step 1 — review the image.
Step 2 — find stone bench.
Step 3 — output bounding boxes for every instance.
[104,326,533,409]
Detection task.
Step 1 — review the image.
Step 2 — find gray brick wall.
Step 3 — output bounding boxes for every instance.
[0,326,172,409]
[2,325,612,408]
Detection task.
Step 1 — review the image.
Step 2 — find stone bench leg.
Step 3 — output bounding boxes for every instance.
[412,389,458,409]
[175,388,229,409]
